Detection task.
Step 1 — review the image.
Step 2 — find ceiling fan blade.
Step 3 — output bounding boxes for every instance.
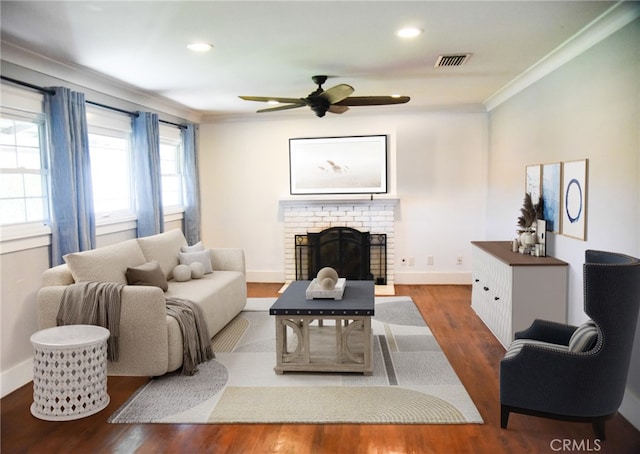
[335,96,410,106]
[256,103,305,113]
[319,84,354,104]
[328,105,349,114]
[239,96,303,104]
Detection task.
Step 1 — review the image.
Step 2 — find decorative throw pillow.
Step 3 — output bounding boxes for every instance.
[173,264,192,282]
[179,250,213,274]
[136,229,188,281]
[189,262,205,279]
[569,320,598,352]
[125,260,168,291]
[181,241,205,253]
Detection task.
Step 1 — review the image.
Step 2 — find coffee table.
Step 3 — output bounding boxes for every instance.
[269,280,375,375]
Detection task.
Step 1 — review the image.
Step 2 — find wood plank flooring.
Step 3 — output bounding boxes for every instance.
[2,284,639,453]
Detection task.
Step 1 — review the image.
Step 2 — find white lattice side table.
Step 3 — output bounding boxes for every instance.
[30,325,110,421]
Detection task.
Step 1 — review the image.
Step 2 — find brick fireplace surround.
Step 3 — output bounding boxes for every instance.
[279,198,399,284]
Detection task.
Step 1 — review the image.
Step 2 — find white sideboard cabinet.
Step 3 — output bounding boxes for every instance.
[471,241,568,348]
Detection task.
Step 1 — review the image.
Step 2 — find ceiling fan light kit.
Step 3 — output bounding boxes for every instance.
[239,75,410,118]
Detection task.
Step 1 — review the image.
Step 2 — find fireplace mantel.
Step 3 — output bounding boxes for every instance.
[279,197,399,209]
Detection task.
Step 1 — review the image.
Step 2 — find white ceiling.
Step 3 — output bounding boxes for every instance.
[0,1,619,119]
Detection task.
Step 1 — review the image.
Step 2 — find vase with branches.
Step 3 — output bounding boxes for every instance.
[517,193,544,232]
[517,193,544,247]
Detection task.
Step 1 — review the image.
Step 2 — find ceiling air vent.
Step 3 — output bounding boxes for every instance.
[435,54,471,67]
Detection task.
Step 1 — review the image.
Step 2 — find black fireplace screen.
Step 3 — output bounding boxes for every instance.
[295,227,386,285]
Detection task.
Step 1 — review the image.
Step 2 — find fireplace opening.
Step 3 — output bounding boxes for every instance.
[295,227,386,284]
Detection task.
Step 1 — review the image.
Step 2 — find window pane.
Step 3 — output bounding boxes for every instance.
[0,199,26,224]
[0,146,17,167]
[0,173,25,198]
[24,173,45,197]
[159,137,183,208]
[88,133,132,215]
[15,123,40,147]
[25,197,47,223]
[0,119,17,145]
[17,146,41,169]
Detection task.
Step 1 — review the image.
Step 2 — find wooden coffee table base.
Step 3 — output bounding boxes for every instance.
[274,315,373,375]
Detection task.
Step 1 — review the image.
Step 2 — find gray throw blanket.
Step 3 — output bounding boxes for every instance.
[57,283,214,375]
[57,281,124,361]
[166,297,215,375]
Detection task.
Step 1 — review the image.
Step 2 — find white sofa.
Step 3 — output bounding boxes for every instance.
[37,229,247,376]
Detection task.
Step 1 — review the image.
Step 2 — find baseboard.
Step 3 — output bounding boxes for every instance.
[248,270,474,286]
[1,357,32,398]
[619,388,640,431]
[246,270,285,283]
[394,271,472,285]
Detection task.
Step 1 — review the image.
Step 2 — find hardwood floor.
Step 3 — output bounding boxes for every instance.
[2,284,639,453]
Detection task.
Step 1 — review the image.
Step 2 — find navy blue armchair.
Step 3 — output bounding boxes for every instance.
[500,250,640,440]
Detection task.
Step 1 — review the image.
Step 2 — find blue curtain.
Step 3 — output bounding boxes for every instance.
[132,112,163,237]
[182,123,200,244]
[44,87,95,266]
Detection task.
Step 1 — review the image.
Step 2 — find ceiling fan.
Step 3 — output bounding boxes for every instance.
[239,75,410,117]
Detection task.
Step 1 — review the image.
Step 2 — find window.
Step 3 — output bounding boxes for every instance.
[0,116,48,226]
[0,84,48,227]
[88,132,132,215]
[159,124,184,209]
[86,106,134,220]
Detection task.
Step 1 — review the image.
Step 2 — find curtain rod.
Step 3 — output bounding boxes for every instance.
[1,75,55,95]
[1,75,187,129]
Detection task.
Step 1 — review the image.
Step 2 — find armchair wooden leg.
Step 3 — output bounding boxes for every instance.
[500,405,510,429]
[592,419,606,441]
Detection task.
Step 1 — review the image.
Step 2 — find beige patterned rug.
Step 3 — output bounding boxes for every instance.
[108,297,483,424]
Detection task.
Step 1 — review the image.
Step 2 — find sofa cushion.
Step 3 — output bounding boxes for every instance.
[179,249,213,274]
[126,260,168,291]
[64,239,146,284]
[165,270,247,336]
[137,229,187,280]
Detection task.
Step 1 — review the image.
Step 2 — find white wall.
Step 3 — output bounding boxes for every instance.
[198,110,488,284]
[487,19,640,428]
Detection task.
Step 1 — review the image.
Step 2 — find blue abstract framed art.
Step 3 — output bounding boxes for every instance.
[561,159,588,240]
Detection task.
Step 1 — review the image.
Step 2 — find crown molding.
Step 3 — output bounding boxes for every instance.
[1,41,201,124]
[484,1,640,111]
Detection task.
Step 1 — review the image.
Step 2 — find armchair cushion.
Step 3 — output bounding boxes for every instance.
[504,339,569,360]
[568,320,598,352]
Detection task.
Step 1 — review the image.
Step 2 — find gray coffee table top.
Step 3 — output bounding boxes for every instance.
[269,280,374,316]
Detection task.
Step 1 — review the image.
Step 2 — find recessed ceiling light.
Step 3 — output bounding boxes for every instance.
[187,42,213,52]
[396,27,422,39]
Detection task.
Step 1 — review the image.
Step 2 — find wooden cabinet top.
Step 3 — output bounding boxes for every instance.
[471,241,568,267]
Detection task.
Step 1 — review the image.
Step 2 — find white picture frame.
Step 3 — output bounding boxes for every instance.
[289,135,387,195]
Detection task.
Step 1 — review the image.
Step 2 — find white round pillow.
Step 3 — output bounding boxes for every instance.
[173,264,192,282]
[189,262,205,279]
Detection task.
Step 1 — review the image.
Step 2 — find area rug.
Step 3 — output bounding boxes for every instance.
[108,297,483,424]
